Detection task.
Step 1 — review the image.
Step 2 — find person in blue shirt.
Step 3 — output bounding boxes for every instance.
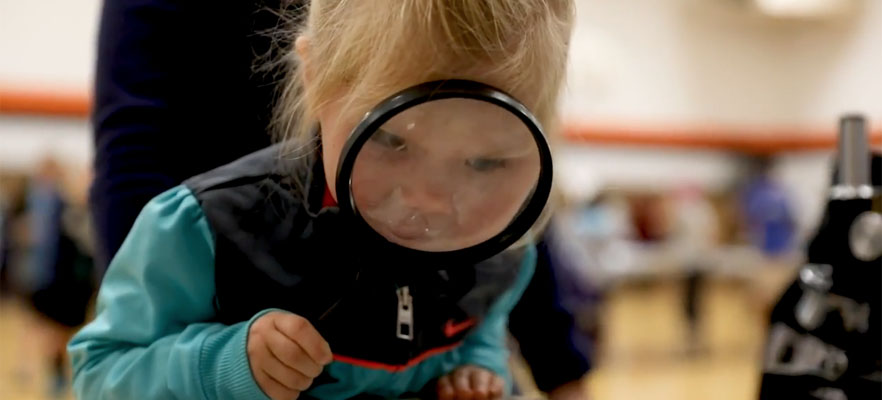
[740,160,796,257]
[70,1,585,399]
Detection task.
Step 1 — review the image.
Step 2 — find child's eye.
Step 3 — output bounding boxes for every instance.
[466,158,507,172]
[370,129,407,152]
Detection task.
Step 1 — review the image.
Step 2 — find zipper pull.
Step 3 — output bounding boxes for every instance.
[396,286,414,341]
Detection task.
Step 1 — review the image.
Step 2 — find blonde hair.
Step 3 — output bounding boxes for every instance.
[272,0,574,156]
[271,0,574,241]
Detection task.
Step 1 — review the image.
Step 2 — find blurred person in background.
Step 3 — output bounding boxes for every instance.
[86,0,591,398]
[0,174,30,297]
[0,186,9,296]
[668,185,721,356]
[23,158,96,398]
[739,157,796,258]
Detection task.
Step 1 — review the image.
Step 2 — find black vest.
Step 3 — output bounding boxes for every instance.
[184,146,524,366]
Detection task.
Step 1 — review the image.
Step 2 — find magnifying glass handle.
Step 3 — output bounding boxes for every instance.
[316,297,345,323]
[310,370,341,388]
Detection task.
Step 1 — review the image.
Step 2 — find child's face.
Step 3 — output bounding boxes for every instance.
[319,93,541,252]
[299,36,544,251]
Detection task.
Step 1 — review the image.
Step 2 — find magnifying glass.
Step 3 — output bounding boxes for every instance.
[336,80,553,265]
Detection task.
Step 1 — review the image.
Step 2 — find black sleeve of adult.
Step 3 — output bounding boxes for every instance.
[509,239,591,393]
[90,0,278,269]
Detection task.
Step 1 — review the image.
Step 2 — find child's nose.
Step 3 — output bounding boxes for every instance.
[399,182,456,216]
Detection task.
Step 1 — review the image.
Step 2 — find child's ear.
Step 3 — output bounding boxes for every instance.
[295,35,314,86]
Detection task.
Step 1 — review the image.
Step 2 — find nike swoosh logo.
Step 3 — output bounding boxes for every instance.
[444,318,476,338]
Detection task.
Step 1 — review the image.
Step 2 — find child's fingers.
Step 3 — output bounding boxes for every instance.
[265,329,324,378]
[260,361,311,392]
[260,342,315,391]
[254,368,302,400]
[488,374,505,399]
[469,368,492,400]
[453,367,475,400]
[272,313,334,366]
[438,375,456,400]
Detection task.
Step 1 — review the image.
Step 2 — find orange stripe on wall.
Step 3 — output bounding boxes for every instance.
[0,88,91,117]
[1,88,880,154]
[562,122,882,154]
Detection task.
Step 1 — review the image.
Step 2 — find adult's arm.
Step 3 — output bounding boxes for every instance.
[509,238,591,395]
[90,0,283,268]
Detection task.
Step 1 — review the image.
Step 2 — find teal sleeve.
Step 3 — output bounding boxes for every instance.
[458,245,537,381]
[68,186,271,400]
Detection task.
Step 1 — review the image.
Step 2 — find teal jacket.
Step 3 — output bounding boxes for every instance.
[69,148,536,400]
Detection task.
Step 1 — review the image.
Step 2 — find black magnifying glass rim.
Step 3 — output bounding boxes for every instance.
[335,79,553,265]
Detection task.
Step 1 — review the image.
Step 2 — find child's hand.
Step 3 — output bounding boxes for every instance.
[437,365,505,400]
[247,311,333,400]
